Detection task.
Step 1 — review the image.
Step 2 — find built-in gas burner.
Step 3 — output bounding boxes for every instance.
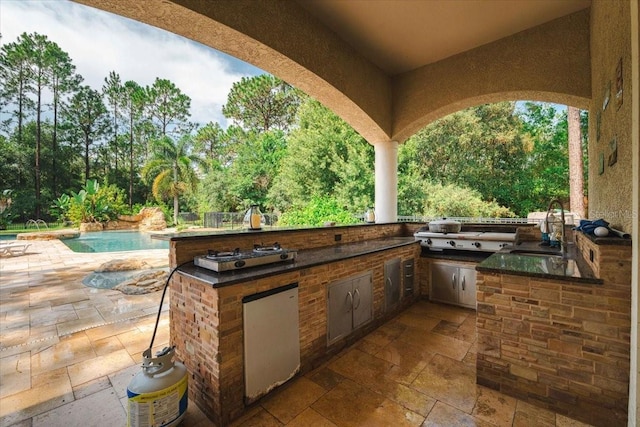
[253,242,282,252]
[194,243,296,272]
[207,248,240,259]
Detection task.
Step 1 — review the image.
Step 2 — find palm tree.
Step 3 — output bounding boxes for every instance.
[142,135,201,225]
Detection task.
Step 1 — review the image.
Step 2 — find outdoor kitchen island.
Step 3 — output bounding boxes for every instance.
[474,232,632,427]
[158,223,421,425]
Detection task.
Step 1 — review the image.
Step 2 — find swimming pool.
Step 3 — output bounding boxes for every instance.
[62,231,169,253]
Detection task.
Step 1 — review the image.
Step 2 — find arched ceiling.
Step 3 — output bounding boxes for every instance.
[74,0,592,143]
[297,0,590,76]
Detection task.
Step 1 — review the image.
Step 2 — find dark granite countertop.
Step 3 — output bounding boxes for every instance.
[476,241,602,284]
[177,237,419,287]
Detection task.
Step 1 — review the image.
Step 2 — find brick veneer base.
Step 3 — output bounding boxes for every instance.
[170,242,420,425]
[476,235,632,427]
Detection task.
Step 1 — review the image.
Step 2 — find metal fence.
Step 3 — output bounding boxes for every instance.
[202,212,279,229]
[188,213,539,228]
[2,219,67,231]
[1,214,551,233]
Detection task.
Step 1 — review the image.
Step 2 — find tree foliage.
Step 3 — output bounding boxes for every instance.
[0,31,586,226]
[222,75,301,132]
[63,85,109,181]
[278,196,358,227]
[146,78,191,137]
[400,102,533,216]
[141,135,202,225]
[267,99,374,214]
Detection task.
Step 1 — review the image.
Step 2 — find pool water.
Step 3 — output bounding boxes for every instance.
[62,231,169,253]
[0,234,18,241]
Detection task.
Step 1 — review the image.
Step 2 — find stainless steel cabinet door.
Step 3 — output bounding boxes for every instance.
[327,279,353,344]
[458,267,477,308]
[385,258,402,311]
[352,273,373,329]
[430,263,458,304]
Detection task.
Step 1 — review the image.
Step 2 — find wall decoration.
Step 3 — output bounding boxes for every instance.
[615,57,623,109]
[596,110,601,141]
[602,80,611,110]
[598,152,605,175]
[608,136,618,166]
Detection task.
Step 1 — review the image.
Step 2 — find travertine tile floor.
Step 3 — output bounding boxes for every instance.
[0,240,594,426]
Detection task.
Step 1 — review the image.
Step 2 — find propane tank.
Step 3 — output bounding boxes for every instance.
[127,346,188,427]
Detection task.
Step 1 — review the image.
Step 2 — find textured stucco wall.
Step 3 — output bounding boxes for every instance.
[628,1,639,425]
[392,9,591,142]
[589,0,634,233]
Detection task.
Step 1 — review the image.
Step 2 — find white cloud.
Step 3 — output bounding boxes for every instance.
[0,0,263,127]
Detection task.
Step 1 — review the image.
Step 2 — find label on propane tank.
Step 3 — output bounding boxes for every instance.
[127,375,188,427]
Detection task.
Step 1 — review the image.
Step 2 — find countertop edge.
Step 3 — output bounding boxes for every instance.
[475,263,603,285]
[151,222,406,241]
[177,238,420,288]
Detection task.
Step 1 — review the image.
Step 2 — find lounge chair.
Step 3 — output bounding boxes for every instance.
[0,242,31,257]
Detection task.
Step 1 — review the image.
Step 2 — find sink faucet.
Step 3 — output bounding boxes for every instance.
[545,199,567,257]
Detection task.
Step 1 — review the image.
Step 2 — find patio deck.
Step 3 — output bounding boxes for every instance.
[0,240,594,426]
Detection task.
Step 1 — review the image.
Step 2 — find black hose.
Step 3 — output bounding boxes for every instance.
[148,260,192,352]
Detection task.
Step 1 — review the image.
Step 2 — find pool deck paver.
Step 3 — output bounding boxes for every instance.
[0,239,211,426]
[0,239,597,427]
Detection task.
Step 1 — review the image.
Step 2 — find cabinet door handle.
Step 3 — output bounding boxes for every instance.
[347,291,353,311]
[452,273,456,289]
[462,276,466,291]
[387,277,392,288]
[353,288,361,309]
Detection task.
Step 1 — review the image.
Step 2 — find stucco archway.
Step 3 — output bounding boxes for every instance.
[72,0,593,223]
[74,1,591,146]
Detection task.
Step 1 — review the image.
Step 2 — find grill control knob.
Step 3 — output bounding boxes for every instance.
[234,260,246,268]
[448,241,456,247]
[426,239,432,245]
[280,253,289,260]
[472,242,481,248]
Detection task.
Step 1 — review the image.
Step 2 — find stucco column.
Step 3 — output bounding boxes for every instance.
[373,140,398,223]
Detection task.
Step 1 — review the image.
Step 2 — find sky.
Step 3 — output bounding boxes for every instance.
[0,0,264,127]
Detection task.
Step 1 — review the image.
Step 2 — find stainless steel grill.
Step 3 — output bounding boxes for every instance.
[414,228,516,252]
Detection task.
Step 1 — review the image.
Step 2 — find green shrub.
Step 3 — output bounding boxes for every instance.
[422,182,514,218]
[67,180,127,224]
[278,196,357,226]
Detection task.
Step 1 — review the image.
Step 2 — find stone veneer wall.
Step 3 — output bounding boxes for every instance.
[476,234,632,427]
[169,223,409,266]
[170,240,420,425]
